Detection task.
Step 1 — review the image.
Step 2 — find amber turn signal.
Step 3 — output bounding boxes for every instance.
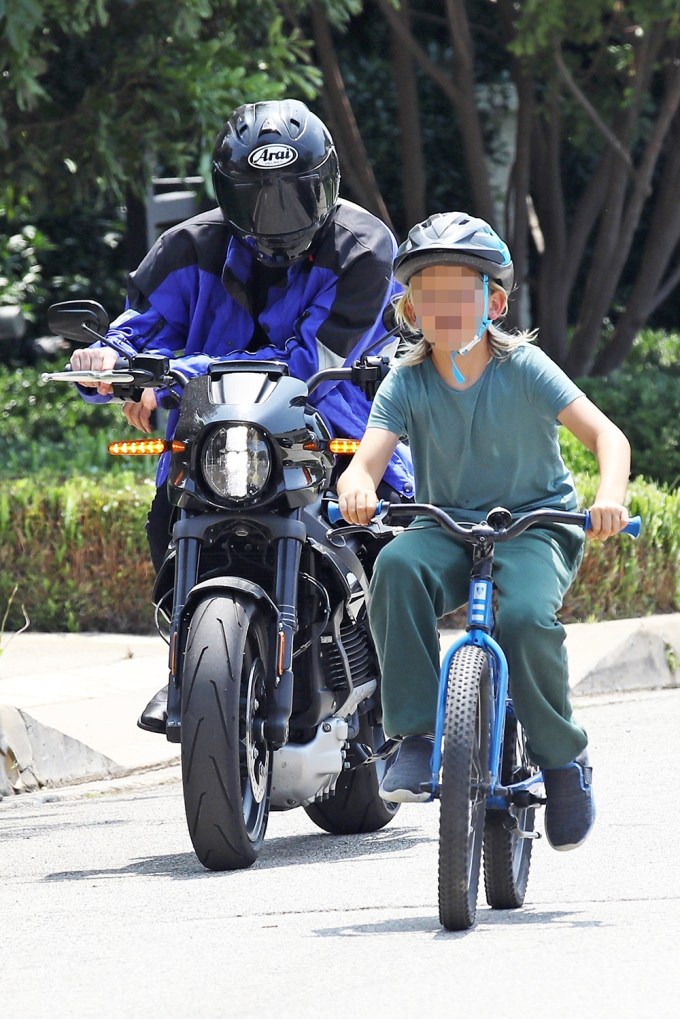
[108,438,186,456]
[327,438,361,455]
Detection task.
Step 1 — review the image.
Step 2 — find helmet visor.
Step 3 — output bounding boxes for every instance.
[218,173,335,238]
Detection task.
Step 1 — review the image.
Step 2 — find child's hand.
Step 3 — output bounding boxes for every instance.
[586,501,630,540]
[338,489,379,526]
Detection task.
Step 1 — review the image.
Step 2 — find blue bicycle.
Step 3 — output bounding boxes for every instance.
[329,501,640,930]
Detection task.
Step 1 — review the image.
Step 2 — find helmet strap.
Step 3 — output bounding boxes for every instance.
[450,274,490,384]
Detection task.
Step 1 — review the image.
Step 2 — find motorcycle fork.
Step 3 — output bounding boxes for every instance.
[166,529,201,743]
[164,514,303,749]
[267,533,302,748]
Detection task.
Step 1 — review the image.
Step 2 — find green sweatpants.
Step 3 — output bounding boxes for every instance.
[368,523,586,770]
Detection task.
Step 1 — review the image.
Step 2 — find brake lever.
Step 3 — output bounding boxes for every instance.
[325,499,398,544]
[42,362,173,404]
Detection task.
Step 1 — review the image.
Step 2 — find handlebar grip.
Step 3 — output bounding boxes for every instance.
[583,511,642,538]
[327,499,387,524]
[327,502,343,524]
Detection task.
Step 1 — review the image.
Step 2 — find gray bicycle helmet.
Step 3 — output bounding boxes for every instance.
[394,212,514,291]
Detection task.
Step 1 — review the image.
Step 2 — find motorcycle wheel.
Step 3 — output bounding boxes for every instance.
[181,594,272,871]
[303,713,400,834]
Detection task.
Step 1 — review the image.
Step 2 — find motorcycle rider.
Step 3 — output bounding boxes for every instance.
[70,98,413,733]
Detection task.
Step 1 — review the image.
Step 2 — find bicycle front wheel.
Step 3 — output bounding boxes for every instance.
[438,645,491,931]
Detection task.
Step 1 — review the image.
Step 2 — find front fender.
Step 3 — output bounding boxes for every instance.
[178,576,280,635]
[166,577,281,744]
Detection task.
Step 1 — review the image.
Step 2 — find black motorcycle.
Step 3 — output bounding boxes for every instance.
[44,300,402,871]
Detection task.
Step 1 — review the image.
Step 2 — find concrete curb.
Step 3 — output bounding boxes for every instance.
[1,614,679,798]
[0,704,124,797]
[565,615,680,696]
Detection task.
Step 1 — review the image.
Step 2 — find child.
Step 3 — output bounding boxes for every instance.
[336,212,631,851]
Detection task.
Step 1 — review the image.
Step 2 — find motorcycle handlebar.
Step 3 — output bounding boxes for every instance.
[327,500,642,540]
[42,354,390,404]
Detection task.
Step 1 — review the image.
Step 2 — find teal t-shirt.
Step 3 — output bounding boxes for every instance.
[368,343,583,520]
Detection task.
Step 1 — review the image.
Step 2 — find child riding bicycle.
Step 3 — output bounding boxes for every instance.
[336,212,631,851]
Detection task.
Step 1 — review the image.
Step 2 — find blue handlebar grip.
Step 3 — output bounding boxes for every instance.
[583,512,642,538]
[328,502,343,524]
[327,499,387,525]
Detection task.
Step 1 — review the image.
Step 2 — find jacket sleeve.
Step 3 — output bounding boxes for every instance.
[300,246,397,369]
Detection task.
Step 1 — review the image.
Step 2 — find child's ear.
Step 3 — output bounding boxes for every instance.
[488,289,507,321]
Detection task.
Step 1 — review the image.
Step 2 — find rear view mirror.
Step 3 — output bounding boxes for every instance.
[47,301,110,343]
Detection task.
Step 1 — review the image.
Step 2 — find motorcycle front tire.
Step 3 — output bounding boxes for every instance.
[181,593,272,871]
[304,713,400,834]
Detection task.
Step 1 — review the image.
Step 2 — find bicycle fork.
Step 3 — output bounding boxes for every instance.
[430,542,544,835]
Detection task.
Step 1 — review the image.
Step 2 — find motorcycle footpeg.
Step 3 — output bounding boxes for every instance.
[344,742,373,768]
[360,737,401,765]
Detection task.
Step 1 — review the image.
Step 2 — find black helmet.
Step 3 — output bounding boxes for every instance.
[212,99,340,265]
[394,212,514,291]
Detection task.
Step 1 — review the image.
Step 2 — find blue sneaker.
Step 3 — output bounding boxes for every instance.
[378,735,434,803]
[543,750,595,851]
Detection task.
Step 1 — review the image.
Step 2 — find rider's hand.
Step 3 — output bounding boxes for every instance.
[69,346,119,395]
[586,501,630,540]
[122,388,157,434]
[338,488,379,526]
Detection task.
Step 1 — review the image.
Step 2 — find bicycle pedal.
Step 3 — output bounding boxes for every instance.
[502,815,541,840]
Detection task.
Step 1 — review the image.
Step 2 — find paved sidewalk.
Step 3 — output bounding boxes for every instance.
[1,615,679,796]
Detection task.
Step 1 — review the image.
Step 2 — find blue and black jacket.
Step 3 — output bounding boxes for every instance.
[82,198,413,493]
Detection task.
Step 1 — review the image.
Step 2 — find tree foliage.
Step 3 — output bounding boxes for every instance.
[0,0,321,214]
[2,1,680,376]
[305,0,680,375]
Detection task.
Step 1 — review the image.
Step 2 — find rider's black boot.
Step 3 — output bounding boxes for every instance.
[137,684,168,734]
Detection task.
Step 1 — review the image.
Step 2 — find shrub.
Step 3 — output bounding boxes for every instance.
[562,474,679,621]
[1,469,677,635]
[0,362,157,479]
[0,474,156,633]
[574,331,680,490]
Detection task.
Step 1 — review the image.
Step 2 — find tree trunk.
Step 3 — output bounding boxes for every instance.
[503,73,532,331]
[310,3,394,229]
[388,0,426,231]
[594,110,680,374]
[442,0,496,225]
[566,56,680,376]
[375,0,495,225]
[529,91,572,363]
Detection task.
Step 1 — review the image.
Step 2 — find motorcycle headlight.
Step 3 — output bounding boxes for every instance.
[201,425,272,502]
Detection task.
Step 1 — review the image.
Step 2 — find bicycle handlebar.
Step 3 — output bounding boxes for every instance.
[327,500,642,540]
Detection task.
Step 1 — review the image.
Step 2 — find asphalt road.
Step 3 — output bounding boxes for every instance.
[3,688,679,1018]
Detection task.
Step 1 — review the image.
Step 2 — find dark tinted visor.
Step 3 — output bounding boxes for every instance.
[217,173,335,236]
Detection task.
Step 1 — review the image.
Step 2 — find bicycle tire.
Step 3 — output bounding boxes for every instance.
[438,645,491,931]
[483,713,536,909]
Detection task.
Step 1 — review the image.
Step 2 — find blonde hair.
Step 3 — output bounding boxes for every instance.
[393,275,537,367]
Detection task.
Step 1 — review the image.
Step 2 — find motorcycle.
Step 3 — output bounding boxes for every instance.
[43,300,402,871]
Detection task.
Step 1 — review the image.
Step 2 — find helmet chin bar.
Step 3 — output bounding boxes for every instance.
[450,274,490,384]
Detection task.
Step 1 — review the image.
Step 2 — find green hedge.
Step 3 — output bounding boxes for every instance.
[561,473,679,621]
[574,327,680,490]
[0,362,156,478]
[0,474,156,633]
[0,472,677,635]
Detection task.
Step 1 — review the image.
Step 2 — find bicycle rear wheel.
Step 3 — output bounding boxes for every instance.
[483,713,536,909]
[438,645,491,931]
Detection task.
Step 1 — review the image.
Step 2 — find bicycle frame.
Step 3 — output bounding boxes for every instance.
[431,568,543,811]
[328,499,640,815]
